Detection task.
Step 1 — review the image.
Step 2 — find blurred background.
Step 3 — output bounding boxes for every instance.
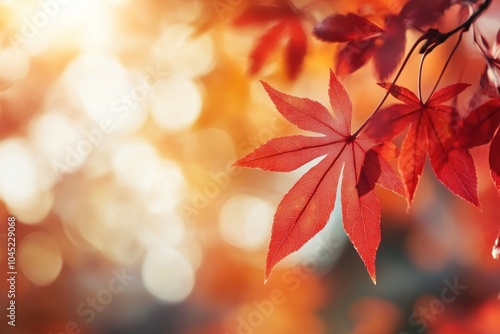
[0,0,499,333]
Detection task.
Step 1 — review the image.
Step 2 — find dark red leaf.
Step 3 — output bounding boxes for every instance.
[399,0,453,28]
[249,22,288,75]
[233,2,309,80]
[366,83,480,206]
[336,38,379,76]
[461,98,500,192]
[314,13,408,80]
[461,98,500,148]
[373,16,406,81]
[313,13,384,43]
[285,20,308,79]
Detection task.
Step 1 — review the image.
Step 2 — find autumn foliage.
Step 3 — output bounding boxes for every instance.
[233,1,309,79]
[236,72,406,283]
[233,0,500,283]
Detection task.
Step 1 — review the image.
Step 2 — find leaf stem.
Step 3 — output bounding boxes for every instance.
[425,31,464,103]
[417,49,432,104]
[352,35,427,137]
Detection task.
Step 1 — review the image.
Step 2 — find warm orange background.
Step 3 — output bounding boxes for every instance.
[0,1,499,333]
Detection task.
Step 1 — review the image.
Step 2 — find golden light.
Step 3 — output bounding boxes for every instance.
[19,232,63,286]
[150,75,203,131]
[10,0,130,53]
[166,1,203,23]
[6,190,53,225]
[140,212,186,249]
[219,195,274,251]
[183,128,236,171]
[0,47,29,90]
[62,52,148,134]
[65,186,146,265]
[0,138,39,206]
[111,138,186,212]
[223,28,255,71]
[142,246,195,303]
[82,140,115,179]
[179,238,204,271]
[29,112,84,174]
[152,23,215,78]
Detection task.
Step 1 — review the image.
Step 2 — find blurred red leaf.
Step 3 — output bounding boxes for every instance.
[313,0,456,80]
[367,82,480,206]
[233,1,308,79]
[234,71,406,283]
[313,13,384,42]
[349,298,402,334]
[313,14,406,80]
[335,38,379,76]
[373,17,406,82]
[461,98,500,192]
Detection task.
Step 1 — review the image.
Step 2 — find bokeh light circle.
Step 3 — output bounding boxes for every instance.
[142,246,195,303]
[219,195,274,251]
[150,76,202,131]
[0,138,39,206]
[19,232,63,286]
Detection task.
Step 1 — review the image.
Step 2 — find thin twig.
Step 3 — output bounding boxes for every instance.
[353,35,427,137]
[425,31,464,103]
[418,49,432,103]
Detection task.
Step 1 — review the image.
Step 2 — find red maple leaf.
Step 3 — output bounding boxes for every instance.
[234,71,406,283]
[366,83,480,206]
[233,1,308,80]
[312,0,455,80]
[313,13,406,80]
[460,98,500,192]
